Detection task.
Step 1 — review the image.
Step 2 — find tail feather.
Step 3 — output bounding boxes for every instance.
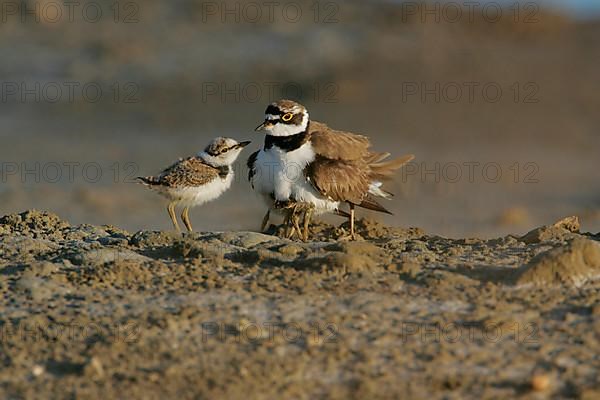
[334,208,351,218]
[136,176,158,186]
[357,196,393,215]
[369,154,414,182]
[368,181,393,199]
[365,151,391,164]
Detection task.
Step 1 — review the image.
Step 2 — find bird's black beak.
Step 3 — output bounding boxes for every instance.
[255,121,270,131]
[230,141,251,150]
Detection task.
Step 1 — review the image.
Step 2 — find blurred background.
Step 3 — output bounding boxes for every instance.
[0,0,599,237]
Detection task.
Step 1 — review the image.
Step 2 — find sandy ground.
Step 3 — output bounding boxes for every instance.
[1,210,599,399]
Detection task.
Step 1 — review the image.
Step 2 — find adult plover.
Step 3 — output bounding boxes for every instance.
[138,137,250,232]
[249,100,414,240]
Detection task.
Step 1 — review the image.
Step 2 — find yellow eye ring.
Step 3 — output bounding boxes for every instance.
[282,113,293,122]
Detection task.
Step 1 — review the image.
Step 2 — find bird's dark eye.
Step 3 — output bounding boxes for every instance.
[282,113,293,122]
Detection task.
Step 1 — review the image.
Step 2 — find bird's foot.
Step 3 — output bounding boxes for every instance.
[337,227,359,241]
[273,200,296,210]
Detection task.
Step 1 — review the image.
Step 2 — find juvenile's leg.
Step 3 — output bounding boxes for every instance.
[302,205,314,242]
[349,203,356,240]
[283,205,300,240]
[181,206,193,232]
[167,202,180,232]
[290,206,302,240]
[260,209,271,232]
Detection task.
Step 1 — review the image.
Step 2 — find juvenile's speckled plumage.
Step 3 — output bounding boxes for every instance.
[138,137,250,232]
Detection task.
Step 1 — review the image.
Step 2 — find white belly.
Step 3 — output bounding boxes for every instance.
[252,149,277,201]
[159,173,233,207]
[252,143,339,214]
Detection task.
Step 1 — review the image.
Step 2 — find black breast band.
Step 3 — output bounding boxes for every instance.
[264,131,310,152]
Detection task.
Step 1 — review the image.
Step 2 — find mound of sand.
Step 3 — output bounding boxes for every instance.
[516,238,600,287]
[519,216,581,244]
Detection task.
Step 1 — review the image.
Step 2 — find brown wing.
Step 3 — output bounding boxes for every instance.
[157,157,219,187]
[305,156,370,204]
[306,120,413,214]
[308,121,371,161]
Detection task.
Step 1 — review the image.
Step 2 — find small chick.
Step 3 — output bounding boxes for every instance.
[138,137,250,232]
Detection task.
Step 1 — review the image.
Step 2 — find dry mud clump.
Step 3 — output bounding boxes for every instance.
[1,210,600,399]
[516,238,600,286]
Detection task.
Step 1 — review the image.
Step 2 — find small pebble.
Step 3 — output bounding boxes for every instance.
[32,365,44,377]
[530,374,550,391]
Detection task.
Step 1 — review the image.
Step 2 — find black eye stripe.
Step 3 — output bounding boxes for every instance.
[206,146,232,156]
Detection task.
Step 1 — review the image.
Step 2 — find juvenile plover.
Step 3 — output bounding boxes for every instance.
[249,100,414,240]
[138,137,250,232]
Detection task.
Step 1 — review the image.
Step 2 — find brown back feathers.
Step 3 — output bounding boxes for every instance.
[306,120,413,212]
